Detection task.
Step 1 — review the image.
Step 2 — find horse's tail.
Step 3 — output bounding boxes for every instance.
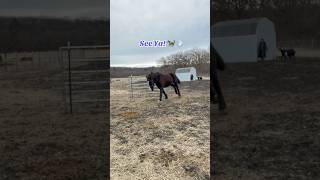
[170,73,180,85]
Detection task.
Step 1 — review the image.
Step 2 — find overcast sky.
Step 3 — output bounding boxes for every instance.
[111,0,210,67]
[0,0,109,19]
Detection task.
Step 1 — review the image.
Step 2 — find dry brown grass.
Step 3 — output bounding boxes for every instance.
[111,77,210,179]
[213,58,320,179]
[0,69,108,179]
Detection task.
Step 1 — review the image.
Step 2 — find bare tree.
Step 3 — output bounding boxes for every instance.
[158,48,210,75]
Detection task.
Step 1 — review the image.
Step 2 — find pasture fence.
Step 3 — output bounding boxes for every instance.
[60,43,109,113]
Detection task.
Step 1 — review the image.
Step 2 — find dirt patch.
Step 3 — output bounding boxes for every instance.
[120,111,140,120]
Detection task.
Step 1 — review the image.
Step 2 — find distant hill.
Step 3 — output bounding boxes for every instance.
[0,17,109,53]
[111,67,161,78]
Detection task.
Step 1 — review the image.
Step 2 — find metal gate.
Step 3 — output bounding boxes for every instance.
[128,75,176,100]
[60,44,109,113]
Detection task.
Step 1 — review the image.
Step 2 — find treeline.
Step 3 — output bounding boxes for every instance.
[212,0,320,41]
[111,67,161,78]
[157,48,210,75]
[111,49,210,78]
[0,17,109,54]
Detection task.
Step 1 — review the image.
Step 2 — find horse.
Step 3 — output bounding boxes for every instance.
[211,44,226,110]
[279,48,296,61]
[146,72,181,101]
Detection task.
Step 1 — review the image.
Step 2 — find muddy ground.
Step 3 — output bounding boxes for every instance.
[111,77,210,179]
[213,58,320,179]
[0,69,108,179]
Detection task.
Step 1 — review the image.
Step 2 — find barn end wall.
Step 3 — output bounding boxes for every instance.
[175,67,197,81]
[212,17,277,63]
[213,35,258,62]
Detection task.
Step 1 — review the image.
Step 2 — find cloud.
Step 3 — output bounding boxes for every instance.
[111,0,210,67]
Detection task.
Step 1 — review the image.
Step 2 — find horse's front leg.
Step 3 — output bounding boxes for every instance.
[212,68,226,110]
[210,87,216,103]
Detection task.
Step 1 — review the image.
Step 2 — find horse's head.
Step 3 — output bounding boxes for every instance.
[146,73,155,91]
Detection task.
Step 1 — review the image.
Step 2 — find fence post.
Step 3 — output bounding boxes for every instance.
[15,53,18,71]
[130,75,133,99]
[67,41,73,114]
[38,51,41,68]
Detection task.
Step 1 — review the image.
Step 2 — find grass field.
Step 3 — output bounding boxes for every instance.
[1,57,320,179]
[213,58,320,179]
[111,77,210,179]
[0,69,108,179]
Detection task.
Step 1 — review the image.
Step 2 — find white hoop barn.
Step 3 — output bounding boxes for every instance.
[212,17,277,62]
[175,67,197,82]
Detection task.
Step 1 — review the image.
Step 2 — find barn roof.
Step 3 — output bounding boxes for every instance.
[212,17,269,38]
[214,17,266,27]
[176,67,195,73]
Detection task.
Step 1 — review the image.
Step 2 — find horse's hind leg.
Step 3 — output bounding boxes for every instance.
[173,85,178,94]
[163,89,168,99]
[176,85,181,97]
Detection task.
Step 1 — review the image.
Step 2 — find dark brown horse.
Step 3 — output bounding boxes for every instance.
[146,72,181,101]
[211,44,226,110]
